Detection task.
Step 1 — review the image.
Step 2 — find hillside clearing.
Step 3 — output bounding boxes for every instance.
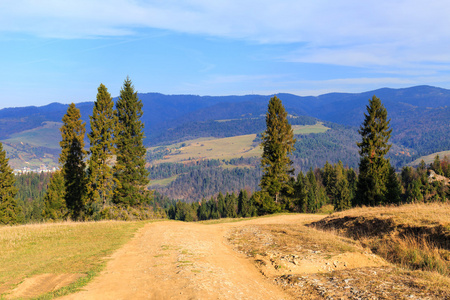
[292,122,329,135]
[148,122,330,165]
[408,150,450,166]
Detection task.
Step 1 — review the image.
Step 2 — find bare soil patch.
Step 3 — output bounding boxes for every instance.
[6,274,83,299]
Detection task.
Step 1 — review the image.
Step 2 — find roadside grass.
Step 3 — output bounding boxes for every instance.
[0,220,146,299]
[312,202,450,276]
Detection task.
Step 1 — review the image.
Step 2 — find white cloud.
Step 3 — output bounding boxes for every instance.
[1,0,450,68]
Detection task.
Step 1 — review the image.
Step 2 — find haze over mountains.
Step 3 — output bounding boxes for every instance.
[1,85,449,172]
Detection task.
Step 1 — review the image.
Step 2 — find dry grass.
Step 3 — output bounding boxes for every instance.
[0,220,145,298]
[150,134,261,164]
[327,202,450,228]
[292,122,329,135]
[312,202,450,276]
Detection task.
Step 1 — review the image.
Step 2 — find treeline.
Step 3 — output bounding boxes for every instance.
[168,156,450,222]
[154,166,262,202]
[15,172,52,223]
[168,190,258,221]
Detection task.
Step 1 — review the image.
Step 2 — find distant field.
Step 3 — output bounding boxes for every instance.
[150,134,261,165]
[292,122,329,135]
[408,150,450,166]
[4,121,62,149]
[149,175,179,187]
[150,122,329,165]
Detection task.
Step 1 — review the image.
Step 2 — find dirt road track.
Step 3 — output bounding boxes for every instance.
[60,215,319,299]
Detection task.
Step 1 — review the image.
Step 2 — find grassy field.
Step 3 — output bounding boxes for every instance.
[149,122,330,165]
[292,122,329,135]
[148,175,179,187]
[408,150,450,166]
[4,122,62,149]
[0,221,146,299]
[150,134,261,165]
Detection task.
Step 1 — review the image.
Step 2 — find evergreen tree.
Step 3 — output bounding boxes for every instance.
[294,172,308,212]
[431,155,443,175]
[0,142,20,225]
[237,189,253,217]
[60,103,87,220]
[217,192,226,218]
[385,166,402,204]
[224,192,238,218]
[332,162,351,211]
[43,171,67,220]
[356,95,393,206]
[113,77,151,207]
[87,83,117,217]
[260,96,296,203]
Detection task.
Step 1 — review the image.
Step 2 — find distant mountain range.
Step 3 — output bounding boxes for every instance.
[1,85,450,170]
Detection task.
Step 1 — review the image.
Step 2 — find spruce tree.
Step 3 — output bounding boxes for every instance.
[60,103,87,219]
[356,95,393,206]
[260,96,296,203]
[0,142,20,225]
[332,162,351,211]
[113,77,150,207]
[87,83,117,217]
[43,170,67,220]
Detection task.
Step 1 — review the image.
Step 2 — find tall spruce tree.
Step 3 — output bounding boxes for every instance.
[60,103,87,219]
[0,142,20,225]
[113,77,150,206]
[87,84,117,217]
[356,95,392,206]
[260,96,296,203]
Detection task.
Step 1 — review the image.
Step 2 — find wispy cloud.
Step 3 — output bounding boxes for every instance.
[1,0,449,69]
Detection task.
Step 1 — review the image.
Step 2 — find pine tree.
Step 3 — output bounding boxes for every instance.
[43,170,67,220]
[113,77,151,207]
[0,142,20,225]
[260,96,296,203]
[356,95,393,206]
[332,162,351,211]
[294,172,308,212]
[60,103,87,219]
[87,83,117,217]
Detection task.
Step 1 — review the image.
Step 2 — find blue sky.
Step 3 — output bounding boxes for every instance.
[1,0,450,108]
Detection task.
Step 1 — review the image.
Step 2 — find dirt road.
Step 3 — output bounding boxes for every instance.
[60,215,319,300]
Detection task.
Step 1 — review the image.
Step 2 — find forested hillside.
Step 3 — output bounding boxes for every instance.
[1,85,449,172]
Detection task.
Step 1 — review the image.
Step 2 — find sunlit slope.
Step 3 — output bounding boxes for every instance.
[148,122,330,165]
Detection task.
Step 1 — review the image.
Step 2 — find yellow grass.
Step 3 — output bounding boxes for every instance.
[329,202,450,228]
[408,150,450,166]
[150,134,261,164]
[148,175,179,187]
[292,122,330,135]
[149,122,330,166]
[314,202,450,276]
[0,220,145,298]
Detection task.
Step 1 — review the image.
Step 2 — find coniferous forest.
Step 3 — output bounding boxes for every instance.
[0,87,449,225]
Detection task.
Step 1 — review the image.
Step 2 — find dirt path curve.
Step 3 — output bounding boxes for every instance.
[60,215,316,300]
